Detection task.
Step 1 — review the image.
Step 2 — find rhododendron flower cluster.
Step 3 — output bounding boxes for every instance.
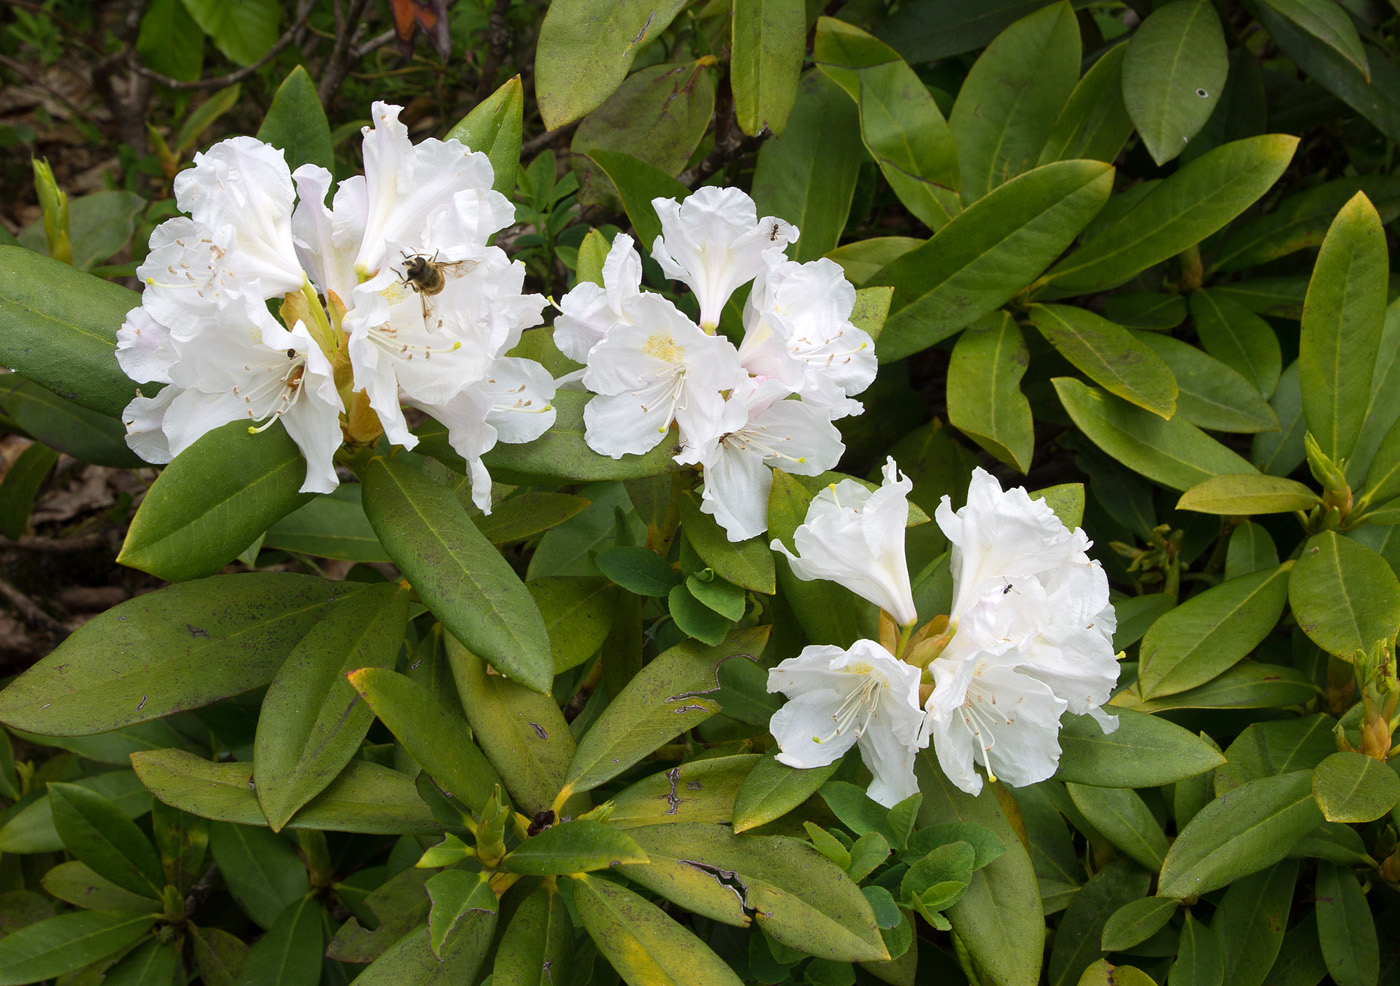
[554,187,877,541]
[116,102,553,510]
[768,462,1120,805]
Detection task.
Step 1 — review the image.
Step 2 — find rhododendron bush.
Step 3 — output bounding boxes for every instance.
[2,2,1400,985]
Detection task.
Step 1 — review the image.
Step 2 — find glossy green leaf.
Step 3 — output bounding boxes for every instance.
[732,754,843,833]
[1260,0,1369,80]
[191,926,249,986]
[732,0,803,136]
[0,573,363,736]
[1047,860,1149,986]
[1312,750,1400,823]
[102,937,181,986]
[825,237,922,286]
[871,160,1114,361]
[420,391,680,485]
[1213,861,1298,986]
[1177,474,1317,515]
[234,895,322,986]
[1315,861,1378,986]
[947,311,1034,472]
[668,582,735,644]
[48,782,163,898]
[0,911,157,986]
[152,799,209,895]
[1345,298,1400,487]
[491,884,572,986]
[40,859,161,914]
[1115,662,1318,713]
[1158,770,1321,898]
[579,151,689,249]
[1042,135,1298,294]
[0,770,150,854]
[915,752,1043,986]
[1252,361,1306,476]
[17,186,143,271]
[1066,783,1167,870]
[254,583,409,830]
[1135,332,1279,432]
[1299,192,1388,463]
[446,636,575,816]
[623,822,888,962]
[751,71,862,262]
[1359,415,1400,509]
[505,819,648,875]
[595,545,681,597]
[207,822,309,930]
[561,627,768,798]
[446,75,524,200]
[814,17,960,230]
[949,2,1080,202]
[1039,43,1135,165]
[0,374,141,467]
[261,484,390,562]
[678,492,776,594]
[131,750,438,833]
[572,873,745,986]
[0,440,57,539]
[1290,531,1400,657]
[1101,896,1177,951]
[1171,911,1225,986]
[119,420,315,581]
[0,246,138,418]
[1122,0,1228,165]
[256,66,332,173]
[1056,708,1225,787]
[534,0,687,128]
[1138,564,1292,698]
[1190,289,1283,398]
[1226,521,1280,580]
[528,576,615,673]
[1029,305,1177,418]
[609,754,760,828]
[1053,378,1256,491]
[1078,961,1157,986]
[363,455,552,693]
[136,0,204,81]
[180,0,279,65]
[425,869,497,960]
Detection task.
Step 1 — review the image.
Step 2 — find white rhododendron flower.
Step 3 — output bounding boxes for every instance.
[768,639,927,808]
[553,233,643,363]
[118,101,549,504]
[771,457,919,626]
[923,468,1120,795]
[651,186,798,330]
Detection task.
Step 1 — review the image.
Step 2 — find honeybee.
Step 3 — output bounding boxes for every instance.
[397,251,478,328]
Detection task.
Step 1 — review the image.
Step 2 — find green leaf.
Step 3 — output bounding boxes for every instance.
[103,938,181,986]
[667,582,732,645]
[529,576,615,673]
[949,2,1080,202]
[609,754,760,828]
[1056,708,1225,787]
[1135,332,1279,432]
[1047,860,1149,986]
[814,17,960,230]
[1041,135,1298,294]
[1299,192,1388,463]
[253,583,409,830]
[348,922,494,986]
[234,895,322,986]
[1359,416,1400,510]
[425,870,498,960]
[256,66,332,173]
[446,75,524,200]
[41,860,162,913]
[191,926,249,986]
[1226,521,1280,580]
[208,822,309,930]
[1315,861,1379,986]
[0,911,157,986]
[825,237,923,287]
[1101,896,1177,952]
[1029,305,1178,418]
[18,189,144,271]
[362,455,552,693]
[1213,861,1298,986]
[678,492,776,594]
[915,752,1043,986]
[119,420,316,581]
[1289,531,1400,657]
[0,440,58,539]
[1053,378,1256,491]
[0,770,150,854]
[732,0,804,136]
[560,627,768,798]
[173,84,241,157]
[1121,0,1228,165]
[0,573,363,736]
[1312,750,1400,823]
[48,782,163,898]
[572,873,745,986]
[0,365,141,467]
[151,799,208,895]
[505,819,648,875]
[1177,474,1318,515]
[534,0,687,128]
[947,311,1034,472]
[1137,564,1292,699]
[446,636,575,816]
[871,161,1114,361]
[1115,663,1318,713]
[595,545,680,597]
[1189,289,1283,398]
[1259,0,1369,80]
[1345,297,1400,488]
[732,754,843,833]
[768,470,864,647]
[0,245,140,418]
[491,884,573,986]
[751,71,863,262]
[179,0,280,65]
[136,0,203,81]
[1065,783,1167,871]
[622,822,889,962]
[1171,911,1225,986]
[579,151,689,249]
[1252,361,1307,476]
[131,750,438,834]
[478,492,591,544]
[262,483,390,562]
[1038,43,1135,166]
[1158,770,1321,898]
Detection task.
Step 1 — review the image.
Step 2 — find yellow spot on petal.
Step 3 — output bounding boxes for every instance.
[642,332,682,362]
